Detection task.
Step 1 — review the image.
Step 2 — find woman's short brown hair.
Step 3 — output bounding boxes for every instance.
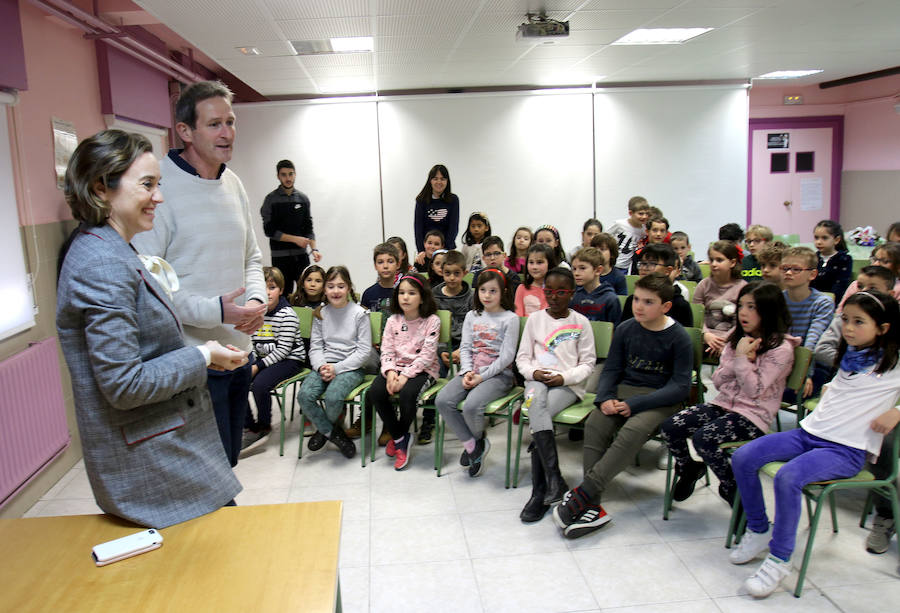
[64,129,153,226]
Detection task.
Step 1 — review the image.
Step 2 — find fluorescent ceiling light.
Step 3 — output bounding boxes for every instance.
[613,28,712,45]
[329,37,374,53]
[236,46,261,55]
[756,69,823,79]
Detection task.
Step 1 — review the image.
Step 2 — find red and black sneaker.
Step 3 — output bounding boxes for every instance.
[552,486,611,539]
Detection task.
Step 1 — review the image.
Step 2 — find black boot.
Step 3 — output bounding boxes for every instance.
[328,424,357,459]
[533,430,568,505]
[672,460,706,502]
[520,442,550,523]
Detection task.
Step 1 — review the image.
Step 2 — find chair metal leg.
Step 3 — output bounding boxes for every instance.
[504,410,513,488]
[795,487,831,598]
[829,492,839,533]
[859,491,875,528]
[663,451,674,520]
[296,405,305,459]
[725,490,743,549]
[435,415,444,476]
[513,414,526,488]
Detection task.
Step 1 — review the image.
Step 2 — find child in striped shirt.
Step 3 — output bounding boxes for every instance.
[241,267,306,454]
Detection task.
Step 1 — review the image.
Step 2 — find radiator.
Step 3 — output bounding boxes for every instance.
[0,337,70,509]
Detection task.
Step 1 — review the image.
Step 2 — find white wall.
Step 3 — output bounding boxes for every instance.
[232,85,748,288]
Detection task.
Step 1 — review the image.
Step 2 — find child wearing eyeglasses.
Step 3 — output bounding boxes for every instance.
[837,242,900,311]
[741,224,772,280]
[516,267,596,523]
[781,246,835,400]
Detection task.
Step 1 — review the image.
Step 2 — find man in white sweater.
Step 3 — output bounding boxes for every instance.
[133,81,267,466]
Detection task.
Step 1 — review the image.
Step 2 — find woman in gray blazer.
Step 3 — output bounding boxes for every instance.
[56,130,246,528]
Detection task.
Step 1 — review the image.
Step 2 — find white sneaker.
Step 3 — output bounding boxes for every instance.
[729,526,771,564]
[744,555,792,598]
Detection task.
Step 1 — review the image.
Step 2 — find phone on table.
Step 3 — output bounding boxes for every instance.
[92,529,163,566]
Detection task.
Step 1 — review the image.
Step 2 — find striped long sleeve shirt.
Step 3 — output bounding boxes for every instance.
[784,288,834,375]
[251,297,305,368]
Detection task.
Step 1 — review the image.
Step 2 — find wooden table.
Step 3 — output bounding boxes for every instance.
[0,501,343,613]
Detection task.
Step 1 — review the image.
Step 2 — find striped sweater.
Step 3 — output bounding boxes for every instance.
[784,288,834,375]
[251,297,305,368]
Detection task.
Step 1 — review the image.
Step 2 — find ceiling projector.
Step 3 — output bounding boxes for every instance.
[516,13,570,43]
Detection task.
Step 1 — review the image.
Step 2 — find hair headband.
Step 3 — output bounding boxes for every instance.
[481,267,506,284]
[432,249,448,257]
[536,224,560,240]
[399,275,424,288]
[856,291,886,311]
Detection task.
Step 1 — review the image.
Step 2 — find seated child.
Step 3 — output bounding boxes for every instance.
[693,240,748,356]
[810,220,852,300]
[670,231,702,282]
[290,264,325,309]
[781,246,834,399]
[757,242,787,286]
[371,273,441,470]
[567,218,603,262]
[428,249,447,288]
[660,281,797,505]
[622,243,693,329]
[728,290,900,598]
[387,236,414,275]
[461,212,490,275]
[719,222,745,244]
[887,222,900,243]
[741,224,772,279]
[361,243,400,313]
[608,196,650,273]
[814,265,895,374]
[630,215,670,274]
[414,229,445,274]
[241,266,307,454]
[570,247,621,324]
[534,225,570,268]
[474,235,521,295]
[515,243,557,316]
[517,267,596,523]
[505,226,532,275]
[435,269,519,477]
[552,273,691,537]
[297,266,372,459]
[590,233,628,295]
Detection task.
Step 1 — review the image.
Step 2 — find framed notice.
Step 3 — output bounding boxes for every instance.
[767,132,789,149]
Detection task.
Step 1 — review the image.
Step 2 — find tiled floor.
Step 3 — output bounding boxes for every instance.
[25,411,900,612]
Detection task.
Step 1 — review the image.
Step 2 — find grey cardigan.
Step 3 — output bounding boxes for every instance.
[56,223,241,528]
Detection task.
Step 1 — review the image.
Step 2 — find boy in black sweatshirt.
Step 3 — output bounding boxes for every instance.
[552,273,691,539]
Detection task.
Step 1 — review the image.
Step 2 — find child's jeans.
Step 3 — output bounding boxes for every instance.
[732,428,866,560]
[524,381,578,433]
[436,371,514,443]
[297,369,365,437]
[370,372,434,439]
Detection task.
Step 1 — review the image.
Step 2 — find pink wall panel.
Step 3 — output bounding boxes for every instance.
[0,0,27,90]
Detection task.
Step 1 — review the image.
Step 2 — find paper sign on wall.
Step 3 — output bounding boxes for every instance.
[800,177,823,211]
[52,117,77,190]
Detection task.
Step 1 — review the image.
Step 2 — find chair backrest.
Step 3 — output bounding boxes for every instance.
[698,263,710,278]
[369,311,383,345]
[785,346,813,397]
[518,316,528,342]
[680,280,697,301]
[690,302,704,328]
[463,272,474,286]
[436,309,452,344]
[687,327,704,373]
[617,294,627,310]
[625,275,639,294]
[823,291,835,304]
[292,306,314,339]
[591,321,614,360]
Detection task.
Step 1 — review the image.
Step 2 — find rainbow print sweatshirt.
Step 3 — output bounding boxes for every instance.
[515,309,596,399]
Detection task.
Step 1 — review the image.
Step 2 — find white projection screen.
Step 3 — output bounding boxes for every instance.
[594,85,749,251]
[378,91,595,255]
[231,85,748,286]
[230,99,382,288]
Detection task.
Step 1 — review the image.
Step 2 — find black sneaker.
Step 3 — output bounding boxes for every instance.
[459,449,470,467]
[308,431,327,451]
[417,419,435,445]
[672,460,706,502]
[468,437,491,478]
[552,487,611,539]
[239,430,269,457]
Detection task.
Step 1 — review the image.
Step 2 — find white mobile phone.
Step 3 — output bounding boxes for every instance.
[92,529,163,566]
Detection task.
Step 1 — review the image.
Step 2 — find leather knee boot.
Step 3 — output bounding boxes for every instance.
[533,429,568,505]
[520,442,549,523]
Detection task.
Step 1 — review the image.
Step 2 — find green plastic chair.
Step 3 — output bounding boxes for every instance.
[625,275,639,295]
[698,263,710,278]
[618,294,627,310]
[775,346,814,431]
[690,302,704,328]
[271,307,314,456]
[727,425,900,598]
[680,280,697,302]
[510,321,614,488]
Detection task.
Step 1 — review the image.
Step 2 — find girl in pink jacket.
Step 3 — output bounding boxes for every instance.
[371,273,441,471]
[660,281,798,505]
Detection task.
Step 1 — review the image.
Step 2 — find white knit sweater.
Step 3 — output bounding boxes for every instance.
[132,153,266,350]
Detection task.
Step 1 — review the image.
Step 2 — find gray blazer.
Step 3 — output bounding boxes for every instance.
[56,223,241,528]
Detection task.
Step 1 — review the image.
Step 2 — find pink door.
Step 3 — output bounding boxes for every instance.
[748,117,843,242]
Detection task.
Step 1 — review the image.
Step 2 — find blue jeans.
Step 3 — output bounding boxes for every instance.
[207,360,253,467]
[296,369,365,437]
[732,428,866,560]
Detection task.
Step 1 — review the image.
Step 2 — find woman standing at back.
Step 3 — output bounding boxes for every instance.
[414,164,459,254]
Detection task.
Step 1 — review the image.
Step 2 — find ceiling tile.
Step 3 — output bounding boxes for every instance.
[263,0,370,20]
[276,17,372,39]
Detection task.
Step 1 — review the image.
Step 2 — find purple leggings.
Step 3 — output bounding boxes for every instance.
[732,428,866,560]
